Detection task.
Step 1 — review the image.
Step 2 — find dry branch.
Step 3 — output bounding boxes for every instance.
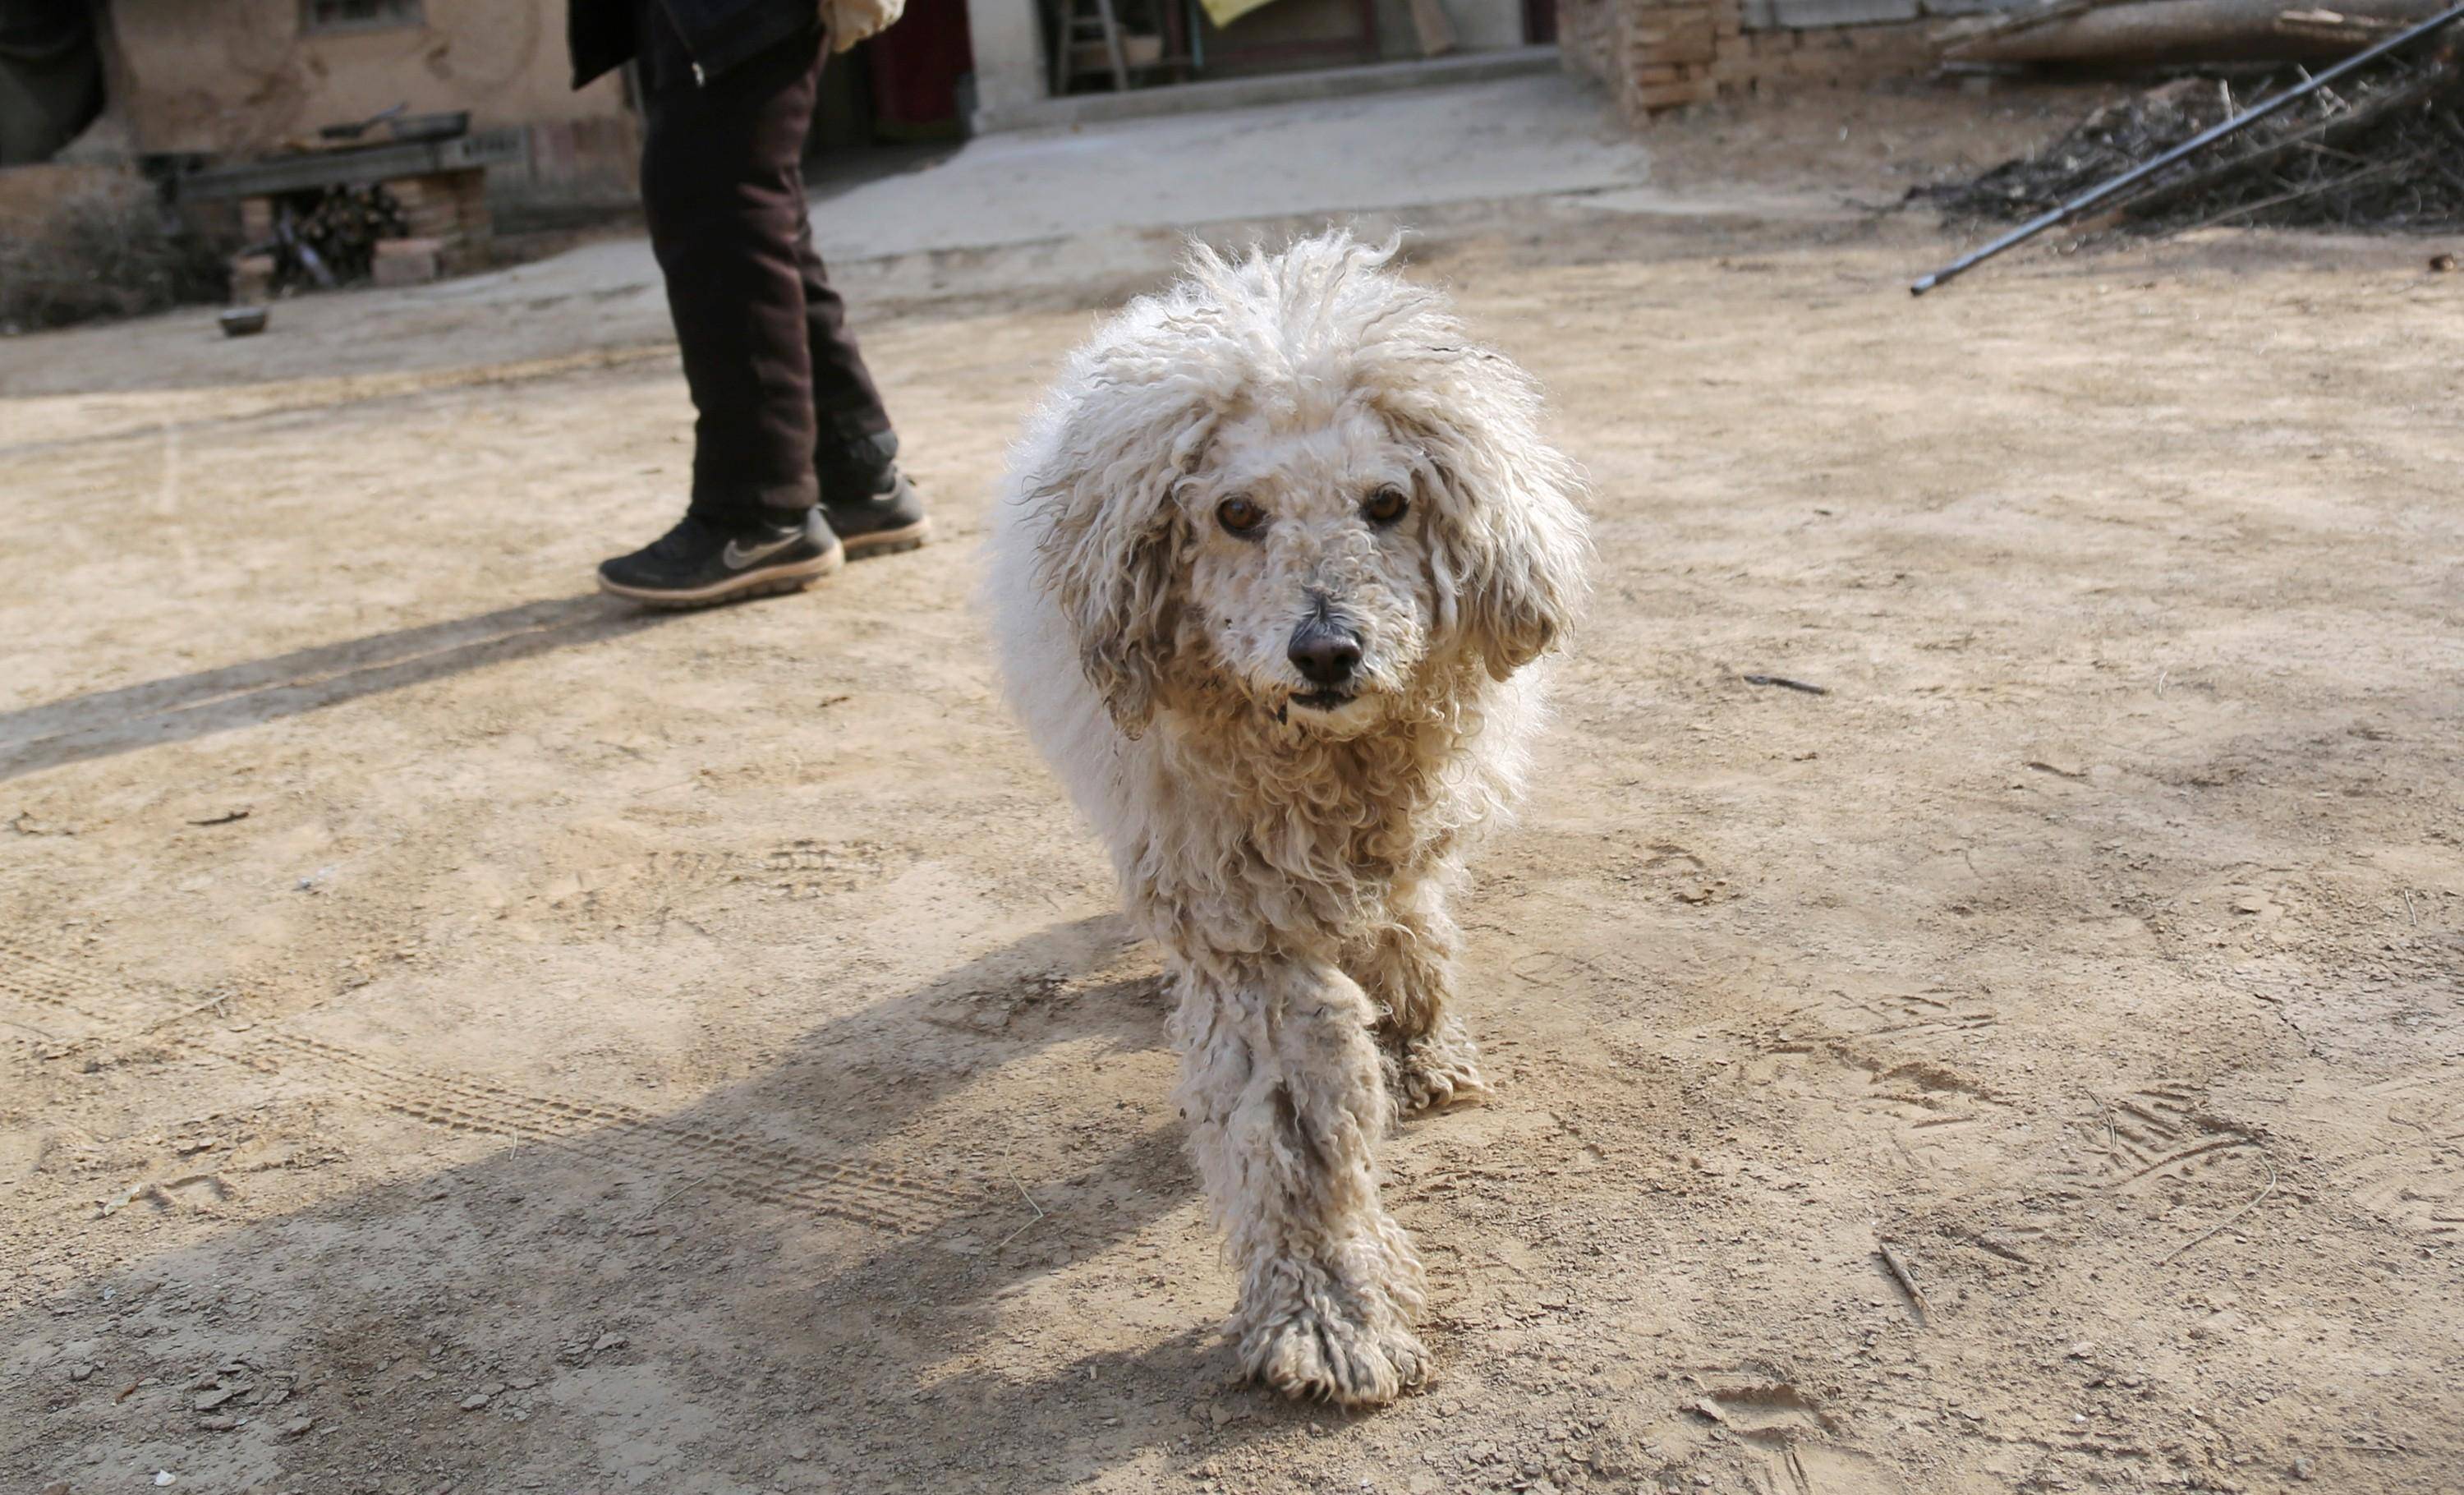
[1875,1235,1934,1326]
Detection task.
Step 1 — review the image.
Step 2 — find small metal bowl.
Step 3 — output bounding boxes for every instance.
[219,306,269,338]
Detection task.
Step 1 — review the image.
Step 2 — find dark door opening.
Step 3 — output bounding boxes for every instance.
[0,0,105,165]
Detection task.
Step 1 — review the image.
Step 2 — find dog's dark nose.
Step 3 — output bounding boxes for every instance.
[1288,619,1362,688]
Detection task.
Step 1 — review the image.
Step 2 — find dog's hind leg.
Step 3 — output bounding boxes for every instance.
[1354,879,1489,1115]
[1171,954,1430,1407]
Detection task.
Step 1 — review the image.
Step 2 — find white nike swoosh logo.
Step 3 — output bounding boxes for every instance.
[721,534,801,569]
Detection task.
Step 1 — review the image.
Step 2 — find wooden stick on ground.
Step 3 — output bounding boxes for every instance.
[1876,1234,1934,1326]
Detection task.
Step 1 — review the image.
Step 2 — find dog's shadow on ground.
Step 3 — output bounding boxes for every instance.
[7,916,1342,1493]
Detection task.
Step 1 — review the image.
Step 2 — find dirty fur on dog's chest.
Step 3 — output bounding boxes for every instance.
[1133,705,1479,941]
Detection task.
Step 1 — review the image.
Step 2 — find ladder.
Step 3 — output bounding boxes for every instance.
[1052,0,1133,94]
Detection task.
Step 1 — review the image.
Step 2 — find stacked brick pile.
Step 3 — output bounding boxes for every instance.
[1560,0,1941,123]
[383,168,493,271]
[1557,0,1720,115]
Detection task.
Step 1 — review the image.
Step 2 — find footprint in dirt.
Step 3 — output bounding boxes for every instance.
[1690,1379,1839,1445]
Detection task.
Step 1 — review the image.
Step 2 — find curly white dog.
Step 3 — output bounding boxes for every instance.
[985,232,1589,1406]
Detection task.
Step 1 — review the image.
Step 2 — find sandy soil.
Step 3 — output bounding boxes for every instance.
[4,101,2462,1495]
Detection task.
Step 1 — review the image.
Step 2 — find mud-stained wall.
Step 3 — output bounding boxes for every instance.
[108,0,628,156]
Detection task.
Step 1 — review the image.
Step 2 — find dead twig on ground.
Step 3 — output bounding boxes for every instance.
[2159,1150,2279,1263]
[995,1169,1048,1249]
[645,1170,718,1217]
[1874,1231,1934,1325]
[1963,1230,2039,1265]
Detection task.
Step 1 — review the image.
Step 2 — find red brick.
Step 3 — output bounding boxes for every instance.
[228,253,274,304]
[372,237,443,288]
[1631,77,1712,108]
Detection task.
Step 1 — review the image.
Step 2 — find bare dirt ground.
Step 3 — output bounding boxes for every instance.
[4,88,2462,1495]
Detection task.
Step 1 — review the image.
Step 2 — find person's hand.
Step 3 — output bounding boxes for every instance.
[826,0,906,51]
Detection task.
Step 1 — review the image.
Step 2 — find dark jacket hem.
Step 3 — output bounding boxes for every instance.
[570,0,820,90]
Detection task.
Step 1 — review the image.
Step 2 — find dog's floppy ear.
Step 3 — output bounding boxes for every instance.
[1395,355,1590,683]
[1030,386,1212,735]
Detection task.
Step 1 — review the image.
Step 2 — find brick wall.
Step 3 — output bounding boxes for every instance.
[386,169,494,269]
[1560,0,1943,122]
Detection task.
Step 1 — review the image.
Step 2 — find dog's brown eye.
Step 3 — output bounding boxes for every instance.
[1363,486,1409,527]
[1217,496,1266,536]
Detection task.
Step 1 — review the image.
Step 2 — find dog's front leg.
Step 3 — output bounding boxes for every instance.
[1170,952,1428,1406]
[1355,879,1489,1114]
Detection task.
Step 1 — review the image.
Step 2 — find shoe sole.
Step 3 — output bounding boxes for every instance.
[838,515,931,561]
[596,545,845,610]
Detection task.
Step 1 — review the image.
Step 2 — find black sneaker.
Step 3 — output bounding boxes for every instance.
[596,511,843,609]
[824,467,931,560]
[819,434,931,560]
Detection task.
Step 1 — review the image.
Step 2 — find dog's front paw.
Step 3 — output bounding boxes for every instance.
[1244,1302,1428,1407]
[1391,1019,1490,1115]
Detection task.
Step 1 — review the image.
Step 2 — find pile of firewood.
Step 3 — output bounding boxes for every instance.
[292,184,407,283]
[248,184,408,292]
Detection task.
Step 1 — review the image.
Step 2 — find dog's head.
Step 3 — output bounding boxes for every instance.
[1030,232,1588,739]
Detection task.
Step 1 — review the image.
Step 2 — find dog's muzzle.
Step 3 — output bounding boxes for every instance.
[1287,612,1363,710]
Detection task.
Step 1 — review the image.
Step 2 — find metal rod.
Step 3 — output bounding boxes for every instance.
[1910,0,2464,295]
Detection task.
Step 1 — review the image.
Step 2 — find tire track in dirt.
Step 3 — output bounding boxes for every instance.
[2,936,980,1237]
[2300,1071,2464,1241]
[0,935,191,1049]
[218,1029,975,1234]
[511,840,912,937]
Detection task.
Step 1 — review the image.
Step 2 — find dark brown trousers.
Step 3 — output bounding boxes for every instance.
[637,12,893,519]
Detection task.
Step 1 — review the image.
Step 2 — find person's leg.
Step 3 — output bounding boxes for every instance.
[796,214,890,458]
[646,21,830,521]
[598,14,843,606]
[797,215,931,558]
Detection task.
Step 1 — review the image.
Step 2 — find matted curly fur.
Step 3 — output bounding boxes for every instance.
[984,232,1590,1406]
